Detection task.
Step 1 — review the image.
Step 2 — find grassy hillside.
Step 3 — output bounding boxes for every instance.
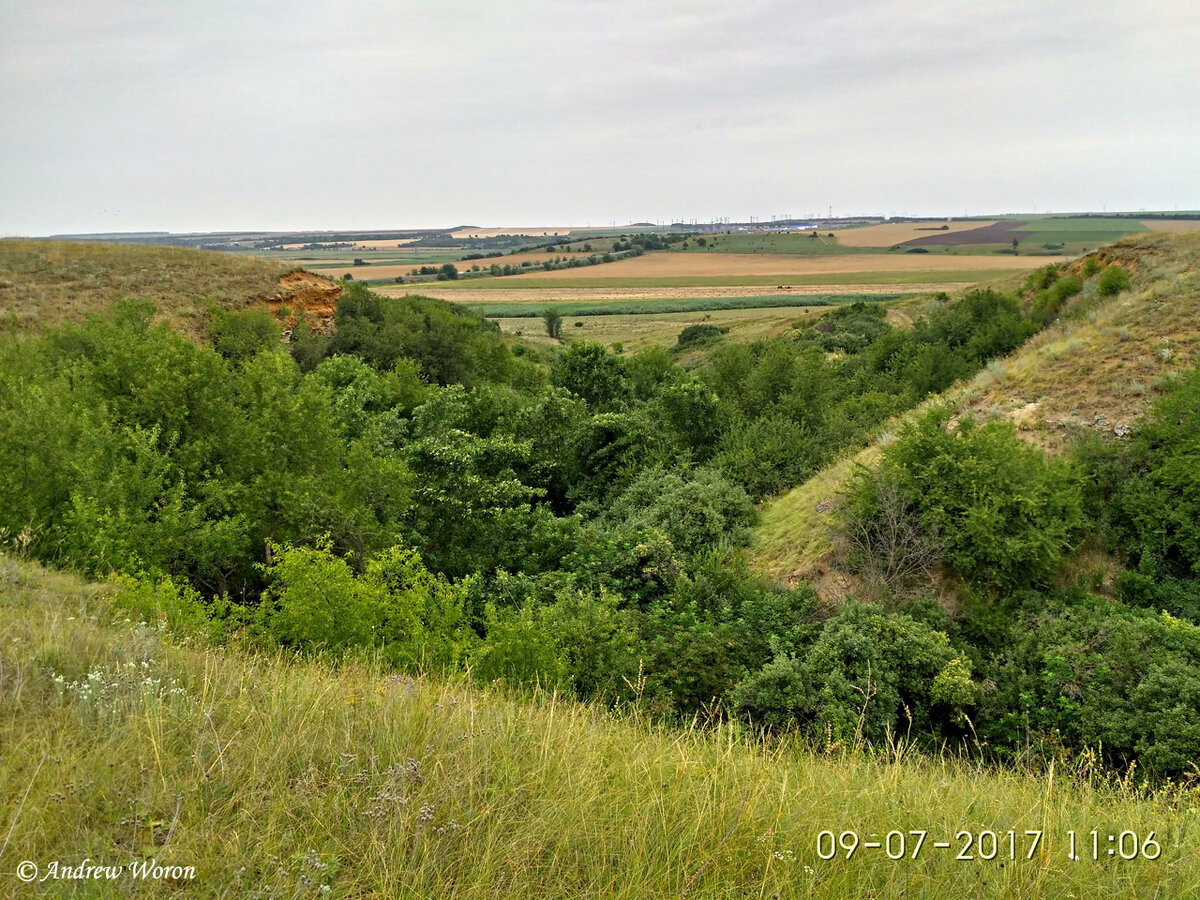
[750,231,1200,585]
[0,240,307,339]
[3,554,1198,899]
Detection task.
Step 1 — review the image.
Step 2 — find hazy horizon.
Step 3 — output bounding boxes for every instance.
[3,1,1199,236]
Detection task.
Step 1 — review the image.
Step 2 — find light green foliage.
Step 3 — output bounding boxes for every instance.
[401,385,541,576]
[207,305,281,364]
[470,602,569,687]
[258,539,474,668]
[1097,264,1132,297]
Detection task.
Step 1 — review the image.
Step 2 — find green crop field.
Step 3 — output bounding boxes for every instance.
[466,292,910,319]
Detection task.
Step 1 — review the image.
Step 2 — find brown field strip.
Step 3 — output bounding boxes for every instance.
[1140,219,1200,233]
[322,252,600,281]
[834,220,998,247]
[375,283,962,304]
[458,252,1063,282]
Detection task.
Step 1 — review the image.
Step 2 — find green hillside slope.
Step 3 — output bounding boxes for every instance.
[751,232,1200,587]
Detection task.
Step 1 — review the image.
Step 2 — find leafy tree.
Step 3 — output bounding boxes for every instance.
[550,341,628,408]
[207,306,281,365]
[542,307,563,340]
[601,467,756,558]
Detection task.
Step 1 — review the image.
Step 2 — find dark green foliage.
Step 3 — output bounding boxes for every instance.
[1031,274,1083,325]
[674,323,727,350]
[732,602,974,739]
[804,301,890,353]
[1094,365,1200,581]
[327,283,523,387]
[550,341,628,408]
[965,589,1200,776]
[542,307,563,340]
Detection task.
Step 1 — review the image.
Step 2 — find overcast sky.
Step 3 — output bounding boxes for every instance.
[2,1,1198,235]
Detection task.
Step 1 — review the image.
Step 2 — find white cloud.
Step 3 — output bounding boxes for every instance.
[2,0,1198,233]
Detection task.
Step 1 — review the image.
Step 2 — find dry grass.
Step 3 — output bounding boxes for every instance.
[0,241,294,339]
[834,221,999,248]
[3,553,1198,898]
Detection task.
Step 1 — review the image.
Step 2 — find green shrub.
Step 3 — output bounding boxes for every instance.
[1097,265,1131,297]
[674,323,727,350]
[1105,363,1200,580]
[601,467,756,558]
[844,409,1084,591]
[207,306,281,364]
[732,602,974,739]
[257,539,474,668]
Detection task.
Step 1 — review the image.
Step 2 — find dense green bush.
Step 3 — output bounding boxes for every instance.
[601,467,756,557]
[1107,365,1200,580]
[674,323,727,350]
[844,409,1084,590]
[1097,264,1131,297]
[257,539,474,668]
[732,602,974,740]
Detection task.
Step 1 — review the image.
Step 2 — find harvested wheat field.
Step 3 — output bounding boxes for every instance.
[1140,218,1200,233]
[325,252,601,281]
[834,220,998,247]
[450,226,577,239]
[481,251,1063,281]
[377,283,956,305]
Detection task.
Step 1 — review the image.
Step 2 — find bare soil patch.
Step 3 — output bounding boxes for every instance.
[904,221,1028,247]
[266,271,342,335]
